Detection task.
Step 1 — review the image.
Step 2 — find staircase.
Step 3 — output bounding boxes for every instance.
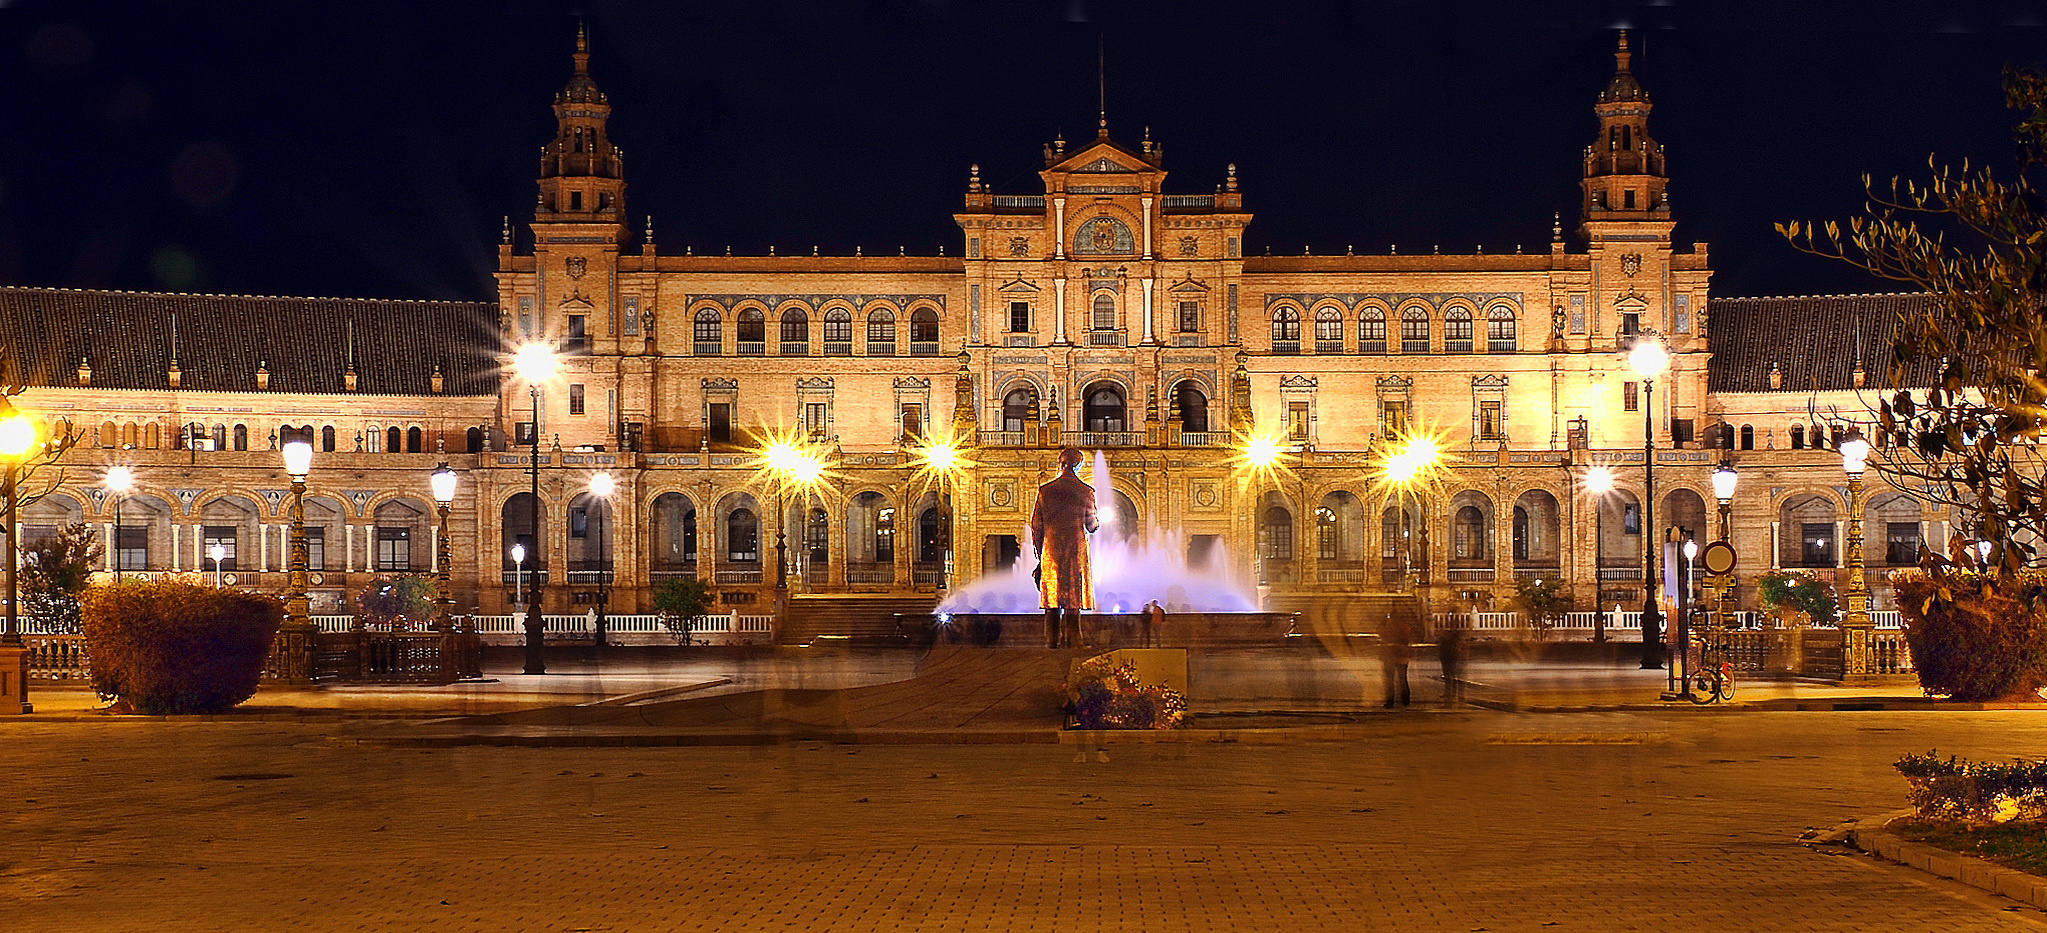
[1265,592,1421,638]
[779,593,939,645]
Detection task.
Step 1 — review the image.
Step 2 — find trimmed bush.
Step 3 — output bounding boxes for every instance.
[82,580,284,714]
[1893,569,2047,702]
[1897,751,2047,824]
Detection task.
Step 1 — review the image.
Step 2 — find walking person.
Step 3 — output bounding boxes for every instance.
[1438,609,1467,704]
[1380,609,1414,708]
[1144,599,1165,648]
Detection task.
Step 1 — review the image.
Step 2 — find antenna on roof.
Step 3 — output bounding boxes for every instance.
[1096,33,1108,139]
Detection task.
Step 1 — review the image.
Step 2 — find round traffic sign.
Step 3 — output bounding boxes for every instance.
[1701,540,1737,575]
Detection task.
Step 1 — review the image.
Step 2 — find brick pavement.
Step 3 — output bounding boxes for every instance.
[6,711,2047,931]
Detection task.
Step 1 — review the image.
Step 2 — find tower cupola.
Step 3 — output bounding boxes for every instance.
[536,24,625,225]
[1580,31,1669,230]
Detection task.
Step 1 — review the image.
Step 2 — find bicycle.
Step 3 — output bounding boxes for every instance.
[1685,625,1737,705]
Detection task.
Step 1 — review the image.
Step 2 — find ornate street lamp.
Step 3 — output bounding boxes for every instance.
[587,470,614,647]
[274,438,315,685]
[758,438,826,595]
[912,434,969,593]
[105,465,134,583]
[512,343,559,675]
[0,405,39,713]
[510,543,528,607]
[208,543,227,587]
[1840,428,1874,678]
[1582,464,1616,644]
[1711,462,1740,543]
[1382,433,1444,629]
[430,463,458,634]
[1628,335,1671,669]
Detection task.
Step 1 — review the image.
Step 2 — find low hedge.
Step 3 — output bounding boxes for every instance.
[1893,570,2047,701]
[1897,751,2047,824]
[81,580,284,714]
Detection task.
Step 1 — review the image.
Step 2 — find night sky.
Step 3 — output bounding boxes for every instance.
[0,1,2040,302]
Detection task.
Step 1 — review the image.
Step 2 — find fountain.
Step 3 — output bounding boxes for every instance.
[922,452,1298,647]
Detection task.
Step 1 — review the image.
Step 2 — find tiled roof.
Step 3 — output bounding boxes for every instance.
[0,287,502,396]
[1706,293,1945,393]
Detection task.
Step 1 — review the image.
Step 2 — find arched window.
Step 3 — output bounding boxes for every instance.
[1091,293,1118,345]
[727,508,759,563]
[387,426,402,453]
[1083,383,1126,434]
[1314,308,1343,352]
[1002,388,1036,433]
[806,507,829,565]
[1790,424,1805,449]
[502,491,545,573]
[652,493,697,569]
[407,426,423,453]
[466,427,483,453]
[123,423,139,447]
[780,308,810,355]
[1270,307,1301,353]
[1401,308,1431,353]
[693,308,722,356]
[1260,506,1294,562]
[823,308,853,354]
[866,309,897,357]
[1740,424,1755,450]
[210,424,227,450]
[1444,308,1474,353]
[98,421,115,448]
[910,307,940,354]
[321,425,336,452]
[1359,308,1387,353]
[145,423,161,449]
[232,424,248,451]
[1172,382,1209,434]
[1454,505,1487,560]
[1512,506,1530,560]
[1316,506,1338,560]
[917,507,943,564]
[1487,307,1517,351]
[736,309,766,355]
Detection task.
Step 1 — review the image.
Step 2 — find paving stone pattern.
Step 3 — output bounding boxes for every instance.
[7,711,2047,931]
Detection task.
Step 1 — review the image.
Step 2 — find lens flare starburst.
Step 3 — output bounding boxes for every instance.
[1228,426,1297,489]
[1372,428,1454,498]
[748,426,835,500]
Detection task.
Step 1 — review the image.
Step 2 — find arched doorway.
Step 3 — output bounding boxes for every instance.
[1257,491,1294,582]
[1082,382,1126,434]
[502,492,548,582]
[1512,489,1563,571]
[847,491,896,584]
[1172,381,1209,434]
[1317,491,1367,583]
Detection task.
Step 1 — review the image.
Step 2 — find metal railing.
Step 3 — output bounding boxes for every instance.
[736,340,765,356]
[1445,566,1496,582]
[715,568,763,584]
[693,341,721,356]
[1597,566,1643,581]
[846,563,896,585]
[1271,340,1300,355]
[1162,194,1215,209]
[1316,340,1345,354]
[780,341,810,357]
[992,195,1045,209]
[910,341,940,357]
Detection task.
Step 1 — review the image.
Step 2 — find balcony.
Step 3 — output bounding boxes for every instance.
[1360,339,1387,354]
[1316,340,1344,354]
[566,561,615,586]
[1445,339,1472,353]
[1512,563,1560,581]
[1402,339,1429,354]
[1162,194,1215,210]
[979,430,1027,446]
[912,564,944,586]
[1272,340,1300,355]
[824,341,852,357]
[869,344,897,358]
[693,341,721,357]
[1080,431,1144,447]
[1178,432,1225,447]
[780,341,810,357]
[1445,565,1496,583]
[1598,565,1643,582]
[1489,338,1516,353]
[992,194,1045,210]
[910,341,940,357]
[499,567,551,585]
[1088,331,1123,347]
[736,340,766,357]
[715,566,762,585]
[650,561,697,581]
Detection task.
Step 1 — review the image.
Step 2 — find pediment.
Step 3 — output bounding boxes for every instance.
[998,276,1042,294]
[1048,138,1157,177]
[1168,275,1210,294]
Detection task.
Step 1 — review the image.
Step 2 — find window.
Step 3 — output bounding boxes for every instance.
[1400,309,1430,353]
[1270,307,1300,352]
[211,424,226,450]
[707,403,732,444]
[1623,189,1637,209]
[1314,309,1343,353]
[806,508,829,564]
[1454,506,1487,560]
[1287,402,1310,442]
[232,424,248,451]
[1790,425,1805,449]
[304,527,326,572]
[116,525,148,571]
[1002,389,1034,433]
[736,309,766,355]
[1479,401,1503,440]
[567,314,587,344]
[1800,522,1834,566]
[1740,424,1755,450]
[693,309,722,355]
[1512,507,1529,560]
[1084,385,1126,433]
[1090,293,1119,345]
[900,405,924,442]
[1624,381,1639,412]
[1317,507,1337,561]
[1382,401,1408,436]
[824,309,853,354]
[917,508,943,564]
[910,308,939,351]
[408,426,423,452]
[570,191,582,211]
[1620,312,1641,336]
[515,422,536,445]
[1359,310,1387,353]
[1886,522,1923,565]
[1444,309,1474,353]
[1487,308,1516,352]
[875,507,896,563]
[727,508,759,562]
[867,310,897,356]
[1261,507,1294,561]
[569,384,586,415]
[321,425,336,452]
[570,506,590,539]
[1173,383,1209,434]
[803,402,830,438]
[202,526,239,571]
[780,309,810,354]
[376,526,412,572]
[1672,419,1694,445]
[1009,301,1031,333]
[386,426,402,453]
[1177,301,1199,333]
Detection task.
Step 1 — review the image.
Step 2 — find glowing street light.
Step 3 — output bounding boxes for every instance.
[430,463,458,637]
[208,543,227,587]
[0,404,36,713]
[1710,462,1739,542]
[1840,427,1875,675]
[756,436,829,593]
[911,434,971,592]
[513,343,561,384]
[1628,333,1671,670]
[1584,465,1616,495]
[510,543,528,607]
[508,342,560,676]
[587,471,615,646]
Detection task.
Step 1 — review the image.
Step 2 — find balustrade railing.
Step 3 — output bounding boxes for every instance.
[715,567,763,584]
[1178,432,1225,447]
[1079,431,1143,447]
[846,563,896,585]
[979,430,1027,446]
[1445,566,1496,583]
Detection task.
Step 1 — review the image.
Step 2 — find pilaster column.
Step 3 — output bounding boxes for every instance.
[1140,196,1154,259]
[1141,277,1157,346]
[1054,197,1067,259]
[1053,277,1070,345]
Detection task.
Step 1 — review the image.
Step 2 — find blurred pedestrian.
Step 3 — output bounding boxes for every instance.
[1380,609,1414,708]
[1144,599,1165,648]
[1438,611,1466,704]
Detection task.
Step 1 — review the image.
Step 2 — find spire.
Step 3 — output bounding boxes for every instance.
[1096,35,1109,139]
[1580,29,1667,230]
[536,24,625,224]
[1599,30,1647,104]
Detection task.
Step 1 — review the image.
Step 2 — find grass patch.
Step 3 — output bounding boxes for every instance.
[1894,819,2047,876]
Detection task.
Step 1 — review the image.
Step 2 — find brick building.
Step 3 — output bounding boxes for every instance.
[0,31,1939,632]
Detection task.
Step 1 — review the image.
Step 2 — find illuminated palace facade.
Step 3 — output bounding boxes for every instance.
[0,33,1942,630]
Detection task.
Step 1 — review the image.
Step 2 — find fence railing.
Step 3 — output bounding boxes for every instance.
[466,613,774,637]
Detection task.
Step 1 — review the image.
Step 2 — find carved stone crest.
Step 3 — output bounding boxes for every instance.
[1620,253,1642,277]
[1179,236,1199,257]
[566,256,588,279]
[1009,236,1030,257]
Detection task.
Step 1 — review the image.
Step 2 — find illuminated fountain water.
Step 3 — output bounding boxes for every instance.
[936,452,1259,616]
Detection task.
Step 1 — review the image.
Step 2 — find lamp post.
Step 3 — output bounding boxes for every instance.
[914,435,966,594]
[1383,435,1443,635]
[588,470,614,648]
[511,543,527,607]
[430,463,458,634]
[105,465,134,583]
[208,543,226,587]
[1679,535,1699,684]
[0,406,39,713]
[1584,465,1616,644]
[1840,428,1874,680]
[275,439,315,684]
[1711,462,1740,543]
[513,344,559,675]
[1628,336,1670,669]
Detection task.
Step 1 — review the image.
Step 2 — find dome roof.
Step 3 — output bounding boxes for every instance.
[1597,31,1649,104]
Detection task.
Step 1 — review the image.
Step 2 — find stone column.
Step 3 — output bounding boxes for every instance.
[1053,277,1070,345]
[1141,277,1157,346]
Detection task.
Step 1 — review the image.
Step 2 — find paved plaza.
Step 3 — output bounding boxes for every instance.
[6,647,2047,932]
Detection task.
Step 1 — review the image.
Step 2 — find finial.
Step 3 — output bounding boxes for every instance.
[1054,131,1066,155]
[968,163,982,192]
[1615,29,1631,73]
[501,216,511,244]
[768,245,776,256]
[855,245,863,258]
[1097,33,1108,139]
[574,21,590,73]
[1552,212,1563,242]
[812,245,820,257]
[645,214,654,244]
[1225,162,1238,192]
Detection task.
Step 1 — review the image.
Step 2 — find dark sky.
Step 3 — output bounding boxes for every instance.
[0,1,2040,301]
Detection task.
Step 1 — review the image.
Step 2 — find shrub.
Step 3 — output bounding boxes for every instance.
[357,574,439,630]
[1758,569,1837,627]
[1512,574,1572,637]
[22,522,102,633]
[1064,656,1188,730]
[81,580,284,714]
[1894,569,2047,701]
[654,577,716,643]
[1896,751,2047,824]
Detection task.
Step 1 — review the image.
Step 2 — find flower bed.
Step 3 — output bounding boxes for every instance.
[1064,656,1188,730]
[1891,820,2047,876]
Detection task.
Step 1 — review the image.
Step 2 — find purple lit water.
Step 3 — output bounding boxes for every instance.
[936,452,1260,614]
